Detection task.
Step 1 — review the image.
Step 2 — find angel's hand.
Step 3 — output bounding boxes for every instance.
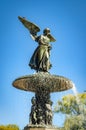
[30,30,37,41]
[30,30,37,36]
[30,34,36,41]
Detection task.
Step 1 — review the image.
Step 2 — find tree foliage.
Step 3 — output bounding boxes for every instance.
[54,93,86,115]
[54,93,86,130]
[0,124,19,130]
[64,115,86,130]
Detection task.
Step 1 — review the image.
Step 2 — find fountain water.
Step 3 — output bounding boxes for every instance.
[72,84,80,103]
[72,84,86,117]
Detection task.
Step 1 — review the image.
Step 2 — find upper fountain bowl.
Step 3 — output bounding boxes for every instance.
[12,72,73,93]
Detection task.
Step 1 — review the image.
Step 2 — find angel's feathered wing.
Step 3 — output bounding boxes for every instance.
[18,16,56,42]
[47,34,56,42]
[18,16,40,33]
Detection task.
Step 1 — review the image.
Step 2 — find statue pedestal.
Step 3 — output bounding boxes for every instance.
[24,126,60,130]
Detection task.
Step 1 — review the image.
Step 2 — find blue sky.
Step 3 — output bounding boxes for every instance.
[0,0,86,129]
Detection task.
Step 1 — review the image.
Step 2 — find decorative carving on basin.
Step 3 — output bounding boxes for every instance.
[13,72,73,93]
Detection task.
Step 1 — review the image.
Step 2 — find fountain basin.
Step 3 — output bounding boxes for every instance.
[12,72,73,93]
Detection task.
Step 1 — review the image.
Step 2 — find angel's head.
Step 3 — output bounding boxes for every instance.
[43,28,50,35]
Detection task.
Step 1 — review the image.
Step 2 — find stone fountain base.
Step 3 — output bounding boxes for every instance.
[24,127,60,130]
[24,125,60,130]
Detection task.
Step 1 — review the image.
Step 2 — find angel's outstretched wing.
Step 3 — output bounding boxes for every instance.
[18,16,40,33]
[47,33,56,42]
[18,16,56,42]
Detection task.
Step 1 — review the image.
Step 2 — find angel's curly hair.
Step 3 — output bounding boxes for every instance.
[43,28,50,34]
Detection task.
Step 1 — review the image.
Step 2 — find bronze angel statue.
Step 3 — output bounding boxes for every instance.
[18,16,56,72]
